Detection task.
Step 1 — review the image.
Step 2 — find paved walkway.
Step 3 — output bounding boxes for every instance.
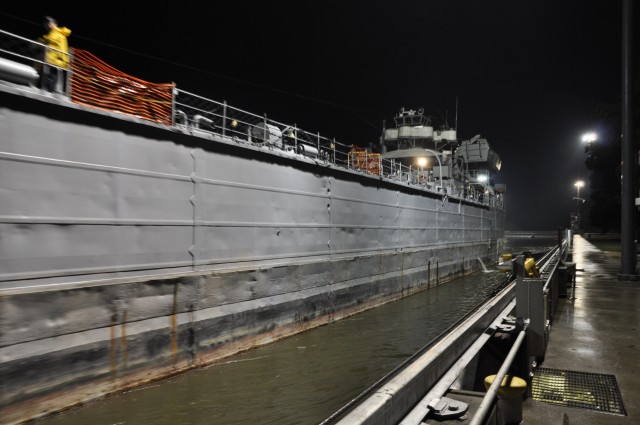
[521,235,639,424]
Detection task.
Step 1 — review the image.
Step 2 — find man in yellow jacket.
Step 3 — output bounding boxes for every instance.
[40,16,71,94]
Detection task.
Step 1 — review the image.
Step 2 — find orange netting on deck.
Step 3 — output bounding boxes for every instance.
[70,49,174,125]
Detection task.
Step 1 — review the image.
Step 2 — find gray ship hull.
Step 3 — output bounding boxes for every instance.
[0,85,504,423]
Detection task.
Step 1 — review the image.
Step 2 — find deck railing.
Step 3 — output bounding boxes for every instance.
[0,28,503,210]
[171,88,503,208]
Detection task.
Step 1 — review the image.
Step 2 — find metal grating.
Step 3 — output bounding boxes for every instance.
[532,368,626,415]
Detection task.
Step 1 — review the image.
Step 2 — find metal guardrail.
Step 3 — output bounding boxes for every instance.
[318,287,508,425]
[322,241,565,425]
[173,88,504,208]
[0,29,46,67]
[468,329,527,425]
[467,243,567,425]
[0,28,504,209]
[0,28,71,91]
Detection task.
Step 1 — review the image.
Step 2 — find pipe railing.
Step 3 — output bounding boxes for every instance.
[174,87,504,209]
[468,329,527,425]
[0,28,71,94]
[468,243,566,425]
[0,27,504,210]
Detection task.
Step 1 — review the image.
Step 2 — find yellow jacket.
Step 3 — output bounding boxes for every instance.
[43,26,71,68]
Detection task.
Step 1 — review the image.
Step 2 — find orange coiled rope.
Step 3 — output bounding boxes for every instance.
[70,49,174,125]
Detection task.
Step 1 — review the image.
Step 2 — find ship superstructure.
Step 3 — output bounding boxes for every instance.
[381,107,504,203]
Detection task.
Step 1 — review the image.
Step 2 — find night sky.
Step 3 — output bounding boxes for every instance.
[1,1,629,230]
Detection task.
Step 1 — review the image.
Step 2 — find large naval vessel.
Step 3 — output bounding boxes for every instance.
[0,28,504,423]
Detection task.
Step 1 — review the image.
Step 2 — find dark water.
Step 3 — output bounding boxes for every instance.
[504,236,559,259]
[40,240,560,425]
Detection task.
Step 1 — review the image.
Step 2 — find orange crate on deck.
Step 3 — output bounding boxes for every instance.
[348,146,381,176]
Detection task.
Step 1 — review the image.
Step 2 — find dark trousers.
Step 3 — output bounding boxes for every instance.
[41,65,67,94]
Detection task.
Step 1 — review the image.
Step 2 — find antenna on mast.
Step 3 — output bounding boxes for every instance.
[455,96,459,131]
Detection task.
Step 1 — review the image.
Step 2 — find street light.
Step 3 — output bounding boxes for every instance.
[417,157,427,184]
[581,132,597,156]
[574,180,585,205]
[422,149,443,189]
[574,180,585,232]
[581,132,597,143]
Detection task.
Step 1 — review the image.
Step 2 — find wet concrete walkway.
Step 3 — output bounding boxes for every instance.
[522,235,639,424]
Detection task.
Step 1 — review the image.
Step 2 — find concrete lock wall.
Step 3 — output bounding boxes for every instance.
[0,87,505,423]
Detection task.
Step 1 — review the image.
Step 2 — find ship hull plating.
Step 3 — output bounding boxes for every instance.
[0,87,504,423]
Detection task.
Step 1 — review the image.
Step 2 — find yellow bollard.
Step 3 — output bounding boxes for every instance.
[484,374,527,424]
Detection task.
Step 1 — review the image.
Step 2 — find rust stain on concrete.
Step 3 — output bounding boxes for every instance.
[110,314,118,377]
[170,284,178,365]
[121,310,128,368]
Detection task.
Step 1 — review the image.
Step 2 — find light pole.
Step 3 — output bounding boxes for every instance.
[581,132,597,157]
[422,149,443,189]
[417,157,427,184]
[577,133,595,235]
[574,180,585,232]
[574,180,584,202]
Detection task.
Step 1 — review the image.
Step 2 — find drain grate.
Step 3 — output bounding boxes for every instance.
[531,368,626,416]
